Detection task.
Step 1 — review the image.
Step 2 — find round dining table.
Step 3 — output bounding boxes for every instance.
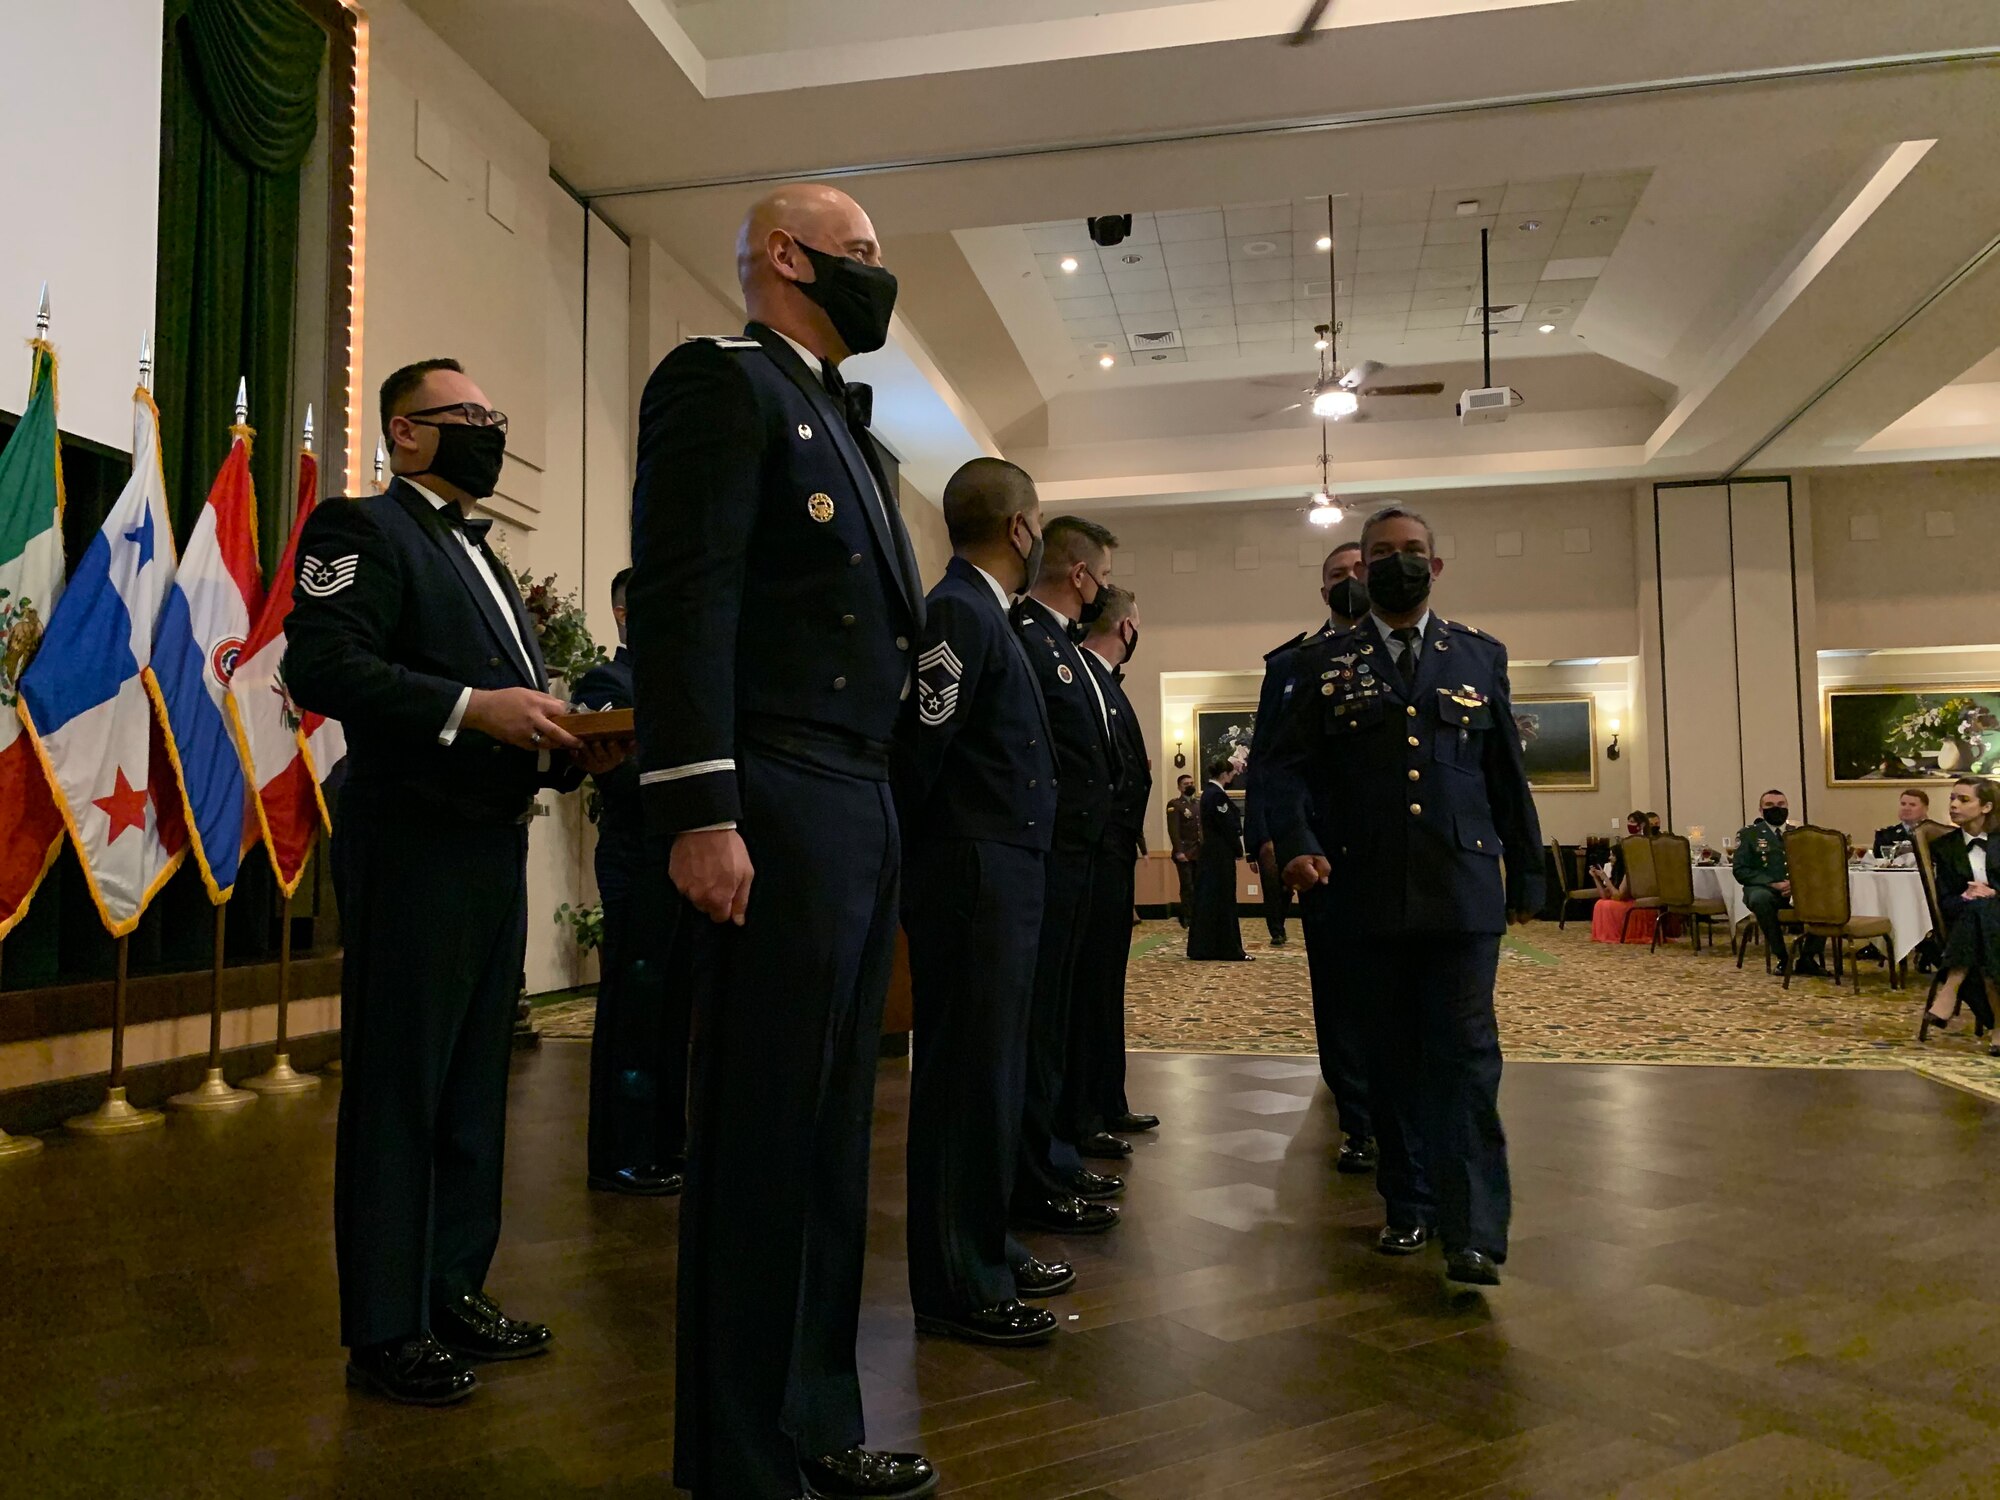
[1691,863,1933,963]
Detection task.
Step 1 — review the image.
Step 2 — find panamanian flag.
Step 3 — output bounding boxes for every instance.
[152,425,262,902]
[16,387,187,936]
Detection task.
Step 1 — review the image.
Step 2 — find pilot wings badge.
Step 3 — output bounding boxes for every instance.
[916,639,964,727]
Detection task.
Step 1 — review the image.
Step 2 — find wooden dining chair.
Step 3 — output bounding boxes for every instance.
[1551,841,1598,929]
[1782,824,1897,992]
[1618,835,1667,946]
[1652,833,1727,953]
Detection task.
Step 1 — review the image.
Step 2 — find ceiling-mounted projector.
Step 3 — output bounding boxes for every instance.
[1458,385,1522,425]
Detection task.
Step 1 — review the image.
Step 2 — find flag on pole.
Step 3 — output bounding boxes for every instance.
[229,435,339,895]
[150,411,263,903]
[0,336,66,938]
[16,384,187,936]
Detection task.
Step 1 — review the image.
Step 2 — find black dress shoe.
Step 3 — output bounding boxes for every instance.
[1013,1256,1076,1298]
[1012,1194,1120,1234]
[588,1164,685,1196]
[1376,1224,1431,1256]
[1077,1131,1133,1159]
[1060,1166,1125,1200]
[1919,1008,1953,1043]
[431,1289,552,1362]
[1107,1112,1159,1132]
[1445,1249,1502,1287]
[345,1335,476,1406]
[1336,1136,1378,1174]
[800,1447,939,1500]
[915,1299,1059,1347]
[1792,956,1827,978]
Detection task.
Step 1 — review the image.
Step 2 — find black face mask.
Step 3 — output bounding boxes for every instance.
[1119,624,1139,666]
[1366,551,1433,614]
[1013,517,1044,597]
[1075,571,1107,628]
[1762,806,1789,827]
[793,240,898,356]
[412,421,506,500]
[1325,575,1370,622]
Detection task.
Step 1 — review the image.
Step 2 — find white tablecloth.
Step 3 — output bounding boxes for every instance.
[1691,865,1933,962]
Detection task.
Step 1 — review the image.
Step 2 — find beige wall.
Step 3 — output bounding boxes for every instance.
[1810,459,2000,649]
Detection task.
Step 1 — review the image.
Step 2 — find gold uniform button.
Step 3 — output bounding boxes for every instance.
[1321,683,1334,696]
[1407,735,1419,747]
[1406,705,1418,717]
[1407,769,1420,782]
[832,676,847,690]
[896,636,910,651]
[840,614,856,627]
[849,552,863,566]
[1409,802,1422,815]
[1476,838,1485,849]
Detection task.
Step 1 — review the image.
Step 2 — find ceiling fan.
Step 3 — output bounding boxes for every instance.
[1287,0,1333,45]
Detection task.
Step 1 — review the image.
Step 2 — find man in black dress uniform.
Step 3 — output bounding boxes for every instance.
[287,358,624,1405]
[895,457,1071,1349]
[1167,773,1201,927]
[628,184,936,1500]
[571,567,689,1197]
[1242,540,1375,1173]
[1011,516,1127,1229]
[1070,588,1160,1142]
[1264,505,1543,1289]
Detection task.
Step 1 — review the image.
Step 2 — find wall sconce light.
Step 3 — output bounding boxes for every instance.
[1605,717,1622,761]
[1173,722,1189,769]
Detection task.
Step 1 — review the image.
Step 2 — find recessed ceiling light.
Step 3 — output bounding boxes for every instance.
[1538,323,1557,333]
[1313,337,1329,351]
[1059,256,1079,273]
[1455,200,1481,216]
[1314,235,1332,252]
[1244,240,1278,256]
[1120,252,1145,265]
[1543,304,1569,315]
[1519,219,1542,232]
[1097,354,1115,368]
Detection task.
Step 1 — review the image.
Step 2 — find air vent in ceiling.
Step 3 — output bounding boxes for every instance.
[1126,329,1183,352]
[1463,303,1524,327]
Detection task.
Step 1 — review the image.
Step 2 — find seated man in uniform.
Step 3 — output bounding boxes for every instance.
[1733,790,1824,977]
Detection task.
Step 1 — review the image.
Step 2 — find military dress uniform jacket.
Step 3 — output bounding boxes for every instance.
[571,647,645,891]
[1732,821,1791,889]
[284,478,577,823]
[1242,620,1338,854]
[1166,793,1202,859]
[1262,614,1544,936]
[1015,601,1120,853]
[1088,653,1151,852]
[893,556,1057,850]
[628,322,925,834]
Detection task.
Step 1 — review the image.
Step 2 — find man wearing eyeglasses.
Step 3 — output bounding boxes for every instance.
[287,358,629,1408]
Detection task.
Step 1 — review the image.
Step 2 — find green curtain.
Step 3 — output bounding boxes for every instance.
[155,0,325,570]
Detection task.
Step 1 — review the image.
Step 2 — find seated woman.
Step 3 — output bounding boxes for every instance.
[1919,776,2000,1041]
[1589,811,1659,944]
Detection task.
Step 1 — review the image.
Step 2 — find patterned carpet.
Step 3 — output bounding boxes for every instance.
[526,917,2000,1103]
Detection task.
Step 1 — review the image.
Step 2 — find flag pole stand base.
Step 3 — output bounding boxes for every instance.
[0,1130,44,1160]
[167,1068,257,1113]
[66,1087,165,1136]
[242,1054,321,1096]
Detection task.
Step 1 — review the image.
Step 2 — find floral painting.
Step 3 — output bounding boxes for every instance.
[1512,696,1597,791]
[1195,705,1258,799]
[1825,688,2000,784]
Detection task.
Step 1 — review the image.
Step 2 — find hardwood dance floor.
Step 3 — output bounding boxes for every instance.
[7,1045,2000,1498]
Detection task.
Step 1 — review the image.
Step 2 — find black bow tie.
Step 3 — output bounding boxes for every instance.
[1971,837,1987,850]
[820,363,873,430]
[439,505,493,545]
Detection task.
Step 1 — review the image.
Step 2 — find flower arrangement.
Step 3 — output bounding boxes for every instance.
[513,568,607,687]
[554,900,604,956]
[1886,697,2000,757]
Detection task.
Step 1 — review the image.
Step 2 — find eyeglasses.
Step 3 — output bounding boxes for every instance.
[406,402,508,434]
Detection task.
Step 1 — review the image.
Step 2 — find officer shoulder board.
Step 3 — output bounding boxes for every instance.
[683,334,763,351]
[1441,617,1501,646]
[1263,628,1311,663]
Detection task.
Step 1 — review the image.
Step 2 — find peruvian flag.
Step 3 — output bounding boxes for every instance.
[228,445,340,896]
[0,339,66,938]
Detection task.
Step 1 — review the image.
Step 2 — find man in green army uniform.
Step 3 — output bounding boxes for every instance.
[1734,789,1825,977]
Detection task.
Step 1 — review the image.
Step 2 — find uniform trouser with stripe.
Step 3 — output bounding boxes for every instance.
[1300,885,1372,1141]
[1059,836,1138,1144]
[586,871,691,1178]
[672,749,899,1500]
[1013,840,1098,1206]
[905,838,1044,1316]
[332,795,527,1349]
[1351,932,1506,1260]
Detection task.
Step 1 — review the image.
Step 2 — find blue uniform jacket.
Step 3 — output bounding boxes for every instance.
[1016,598,1120,854]
[1261,614,1544,936]
[892,556,1057,851]
[572,647,647,897]
[1242,619,1337,854]
[627,322,925,834]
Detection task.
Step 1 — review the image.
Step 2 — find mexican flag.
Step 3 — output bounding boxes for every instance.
[0,341,66,937]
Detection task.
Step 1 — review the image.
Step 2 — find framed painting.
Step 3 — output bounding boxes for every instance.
[1194,704,1259,799]
[1512,695,1597,791]
[1824,686,2000,785]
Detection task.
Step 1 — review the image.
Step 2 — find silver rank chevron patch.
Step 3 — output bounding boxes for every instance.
[915,639,964,727]
[298,554,359,598]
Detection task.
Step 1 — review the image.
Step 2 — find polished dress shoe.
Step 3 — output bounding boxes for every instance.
[1060,1166,1125,1200]
[1013,1256,1077,1298]
[1337,1136,1378,1175]
[588,1163,685,1196]
[800,1447,938,1500]
[1376,1224,1431,1256]
[1445,1249,1502,1287]
[1077,1131,1133,1159]
[1107,1111,1159,1132]
[915,1299,1058,1347]
[1013,1194,1120,1234]
[345,1335,476,1406]
[1269,934,1288,947]
[431,1289,552,1362]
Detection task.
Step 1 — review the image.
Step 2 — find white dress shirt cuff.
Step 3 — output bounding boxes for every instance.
[683,822,738,833]
[438,685,472,746]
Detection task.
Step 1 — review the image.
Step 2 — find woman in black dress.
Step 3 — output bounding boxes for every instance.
[1187,757,1249,961]
[1920,776,2000,1040]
